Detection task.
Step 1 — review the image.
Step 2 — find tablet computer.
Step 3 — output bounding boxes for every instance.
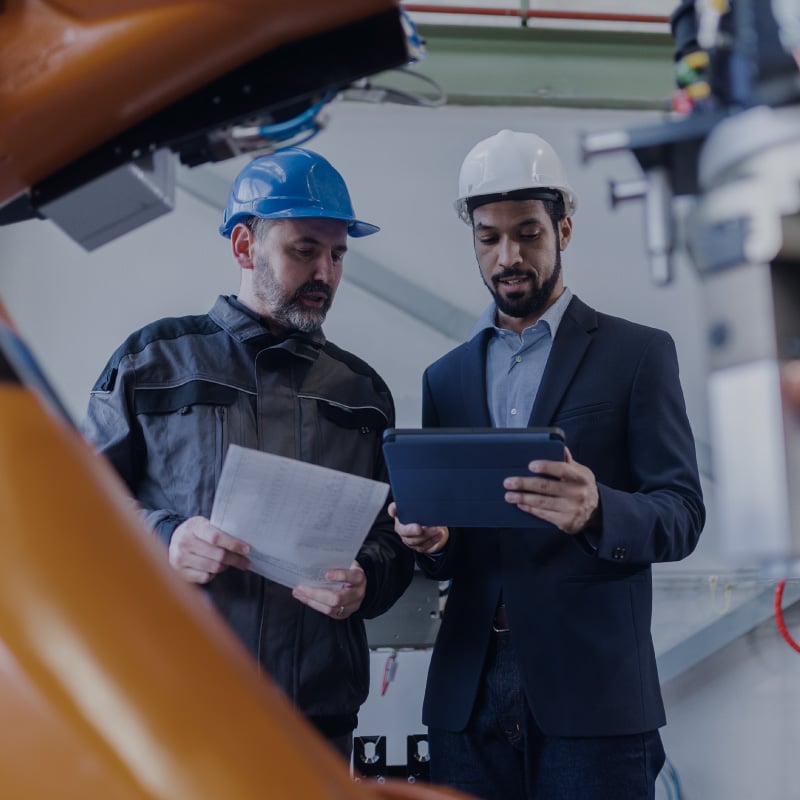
[382,427,566,529]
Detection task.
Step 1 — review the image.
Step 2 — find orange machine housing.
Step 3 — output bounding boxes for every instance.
[0,0,402,206]
[0,4,469,799]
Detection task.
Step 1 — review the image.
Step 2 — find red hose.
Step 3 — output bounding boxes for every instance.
[774,580,800,653]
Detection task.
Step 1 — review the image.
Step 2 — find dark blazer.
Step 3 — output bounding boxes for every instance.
[418,294,705,737]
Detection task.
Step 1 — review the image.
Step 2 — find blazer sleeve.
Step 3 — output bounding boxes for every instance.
[592,330,705,564]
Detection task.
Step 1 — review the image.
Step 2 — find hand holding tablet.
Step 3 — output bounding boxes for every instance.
[382,427,566,529]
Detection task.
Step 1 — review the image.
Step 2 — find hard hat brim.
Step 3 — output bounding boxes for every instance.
[219,207,380,238]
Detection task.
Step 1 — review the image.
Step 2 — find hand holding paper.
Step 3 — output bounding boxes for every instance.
[210,445,390,589]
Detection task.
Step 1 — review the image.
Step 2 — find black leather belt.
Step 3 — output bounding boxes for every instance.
[493,604,510,633]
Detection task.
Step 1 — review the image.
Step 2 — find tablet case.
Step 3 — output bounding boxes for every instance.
[382,427,566,529]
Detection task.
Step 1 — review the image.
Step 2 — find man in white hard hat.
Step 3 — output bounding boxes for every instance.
[390,130,705,799]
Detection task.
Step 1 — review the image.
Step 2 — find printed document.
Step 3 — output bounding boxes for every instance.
[210,444,389,588]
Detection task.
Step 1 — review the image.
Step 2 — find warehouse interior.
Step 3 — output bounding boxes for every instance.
[1,2,800,798]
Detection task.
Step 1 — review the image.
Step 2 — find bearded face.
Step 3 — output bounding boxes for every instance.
[472,198,571,332]
[245,217,347,333]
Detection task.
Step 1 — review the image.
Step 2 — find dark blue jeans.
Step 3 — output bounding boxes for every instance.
[428,632,665,800]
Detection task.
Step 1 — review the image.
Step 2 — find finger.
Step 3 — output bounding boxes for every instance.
[527,459,568,479]
[505,490,564,512]
[176,567,215,584]
[503,476,562,497]
[399,528,441,544]
[200,527,251,556]
[394,518,424,536]
[293,591,336,617]
[420,527,448,553]
[221,551,251,571]
[293,584,339,608]
[387,501,398,519]
[172,531,248,571]
[399,529,446,553]
[292,586,353,618]
[325,565,366,586]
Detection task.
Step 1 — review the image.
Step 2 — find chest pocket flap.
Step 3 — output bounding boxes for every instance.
[134,380,239,414]
[317,400,388,433]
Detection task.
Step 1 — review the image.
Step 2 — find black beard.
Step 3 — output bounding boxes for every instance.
[489,250,562,319]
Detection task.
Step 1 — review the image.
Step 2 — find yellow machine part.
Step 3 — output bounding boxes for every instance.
[0,374,468,799]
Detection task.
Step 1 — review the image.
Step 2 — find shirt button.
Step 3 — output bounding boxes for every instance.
[510,408,518,416]
[515,355,522,363]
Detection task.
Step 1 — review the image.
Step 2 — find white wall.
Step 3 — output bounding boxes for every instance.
[2,100,797,799]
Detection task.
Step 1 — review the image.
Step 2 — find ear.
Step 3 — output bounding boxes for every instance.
[558,216,573,251]
[231,223,255,270]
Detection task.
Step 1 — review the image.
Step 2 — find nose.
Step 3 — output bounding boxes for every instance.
[497,236,522,268]
[312,252,339,283]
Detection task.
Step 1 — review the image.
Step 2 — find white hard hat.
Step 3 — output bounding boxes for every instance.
[455,129,578,224]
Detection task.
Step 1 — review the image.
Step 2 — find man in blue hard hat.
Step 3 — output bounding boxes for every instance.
[80,148,414,760]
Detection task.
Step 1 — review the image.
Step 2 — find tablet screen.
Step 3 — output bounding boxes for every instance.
[382,427,565,528]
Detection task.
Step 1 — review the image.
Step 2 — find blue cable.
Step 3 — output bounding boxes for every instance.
[658,755,684,800]
[256,91,336,144]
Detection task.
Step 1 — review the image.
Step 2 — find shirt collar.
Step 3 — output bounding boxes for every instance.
[470,286,573,340]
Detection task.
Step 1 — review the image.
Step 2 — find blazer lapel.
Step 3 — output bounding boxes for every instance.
[529,295,597,426]
[460,329,493,426]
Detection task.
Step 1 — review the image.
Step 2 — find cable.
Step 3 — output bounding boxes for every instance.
[223,90,336,157]
[342,68,447,108]
[658,755,684,800]
[774,579,800,653]
[380,650,398,695]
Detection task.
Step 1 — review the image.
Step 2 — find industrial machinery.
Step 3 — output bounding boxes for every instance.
[0,3,467,798]
[581,0,800,574]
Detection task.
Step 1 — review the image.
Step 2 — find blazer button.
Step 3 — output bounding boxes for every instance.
[613,547,626,560]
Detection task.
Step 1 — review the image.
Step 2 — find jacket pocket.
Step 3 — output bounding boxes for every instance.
[313,397,389,433]
[553,400,614,423]
[298,395,389,477]
[134,380,239,414]
[134,380,240,518]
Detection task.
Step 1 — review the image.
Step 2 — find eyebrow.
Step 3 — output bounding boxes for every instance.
[474,218,543,231]
[292,236,348,251]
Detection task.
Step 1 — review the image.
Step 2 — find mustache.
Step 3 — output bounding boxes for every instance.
[294,281,332,301]
[492,268,536,286]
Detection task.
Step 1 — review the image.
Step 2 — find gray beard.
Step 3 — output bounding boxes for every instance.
[253,257,329,333]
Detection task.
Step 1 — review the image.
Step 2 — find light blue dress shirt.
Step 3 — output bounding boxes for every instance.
[471,287,573,427]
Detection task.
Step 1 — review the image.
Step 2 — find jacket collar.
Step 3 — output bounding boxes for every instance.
[208,295,325,347]
[528,294,597,426]
[459,294,597,427]
[208,295,326,358]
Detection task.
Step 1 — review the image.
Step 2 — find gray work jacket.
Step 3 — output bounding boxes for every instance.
[81,295,413,725]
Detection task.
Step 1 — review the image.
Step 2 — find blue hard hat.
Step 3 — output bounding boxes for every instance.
[219,148,379,238]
